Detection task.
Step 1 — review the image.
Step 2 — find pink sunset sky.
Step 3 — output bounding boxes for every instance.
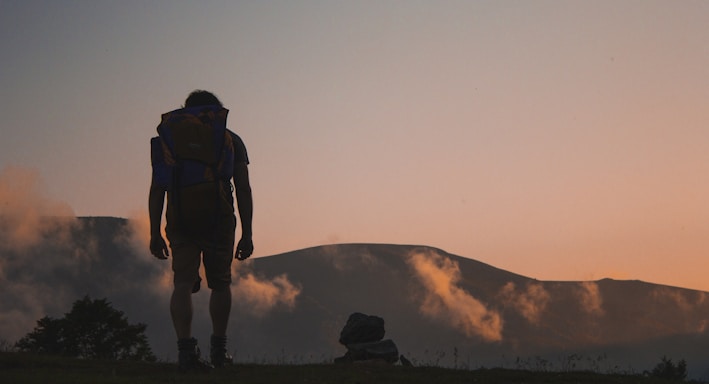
[1,1,708,291]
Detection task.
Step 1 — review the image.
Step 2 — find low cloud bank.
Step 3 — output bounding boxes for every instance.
[232,270,302,317]
[0,165,77,251]
[577,281,604,316]
[498,282,550,325]
[406,249,503,342]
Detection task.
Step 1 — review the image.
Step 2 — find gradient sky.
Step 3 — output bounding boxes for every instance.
[2,1,709,291]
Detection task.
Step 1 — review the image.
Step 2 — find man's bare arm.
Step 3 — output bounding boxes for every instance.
[233,162,253,259]
[148,182,169,259]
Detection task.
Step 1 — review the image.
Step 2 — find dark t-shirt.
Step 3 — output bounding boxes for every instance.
[229,130,249,166]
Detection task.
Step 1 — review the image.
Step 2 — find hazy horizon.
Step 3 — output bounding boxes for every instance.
[3,222,709,379]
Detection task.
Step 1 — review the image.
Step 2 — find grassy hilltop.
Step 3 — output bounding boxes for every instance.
[0,352,691,384]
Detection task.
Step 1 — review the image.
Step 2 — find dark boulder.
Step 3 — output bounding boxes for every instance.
[336,312,401,365]
[338,312,386,345]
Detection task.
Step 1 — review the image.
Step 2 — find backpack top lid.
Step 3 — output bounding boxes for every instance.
[157,106,229,166]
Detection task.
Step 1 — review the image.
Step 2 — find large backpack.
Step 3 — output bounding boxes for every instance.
[151,105,235,235]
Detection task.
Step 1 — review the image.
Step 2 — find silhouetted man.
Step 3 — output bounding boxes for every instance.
[149,90,253,371]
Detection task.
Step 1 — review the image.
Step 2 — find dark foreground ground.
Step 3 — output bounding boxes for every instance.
[0,352,696,384]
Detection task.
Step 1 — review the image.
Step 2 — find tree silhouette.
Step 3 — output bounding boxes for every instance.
[15,296,155,361]
[15,316,65,355]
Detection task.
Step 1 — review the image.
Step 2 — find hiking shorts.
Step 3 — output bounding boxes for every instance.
[168,219,236,291]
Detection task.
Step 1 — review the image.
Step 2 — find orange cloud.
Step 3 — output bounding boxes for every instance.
[407,250,503,342]
[498,282,550,325]
[577,281,604,316]
[232,263,302,317]
[0,165,76,251]
[122,211,152,253]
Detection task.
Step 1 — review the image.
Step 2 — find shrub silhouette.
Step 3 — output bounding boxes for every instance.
[650,356,687,381]
[15,296,155,361]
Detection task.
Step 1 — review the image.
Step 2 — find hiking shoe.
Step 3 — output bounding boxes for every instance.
[211,349,234,368]
[210,335,234,368]
[178,354,213,372]
[178,338,213,372]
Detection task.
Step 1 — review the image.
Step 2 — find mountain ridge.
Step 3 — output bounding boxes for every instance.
[236,241,709,377]
[2,217,709,378]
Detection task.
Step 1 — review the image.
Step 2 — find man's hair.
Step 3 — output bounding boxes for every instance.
[184,90,223,108]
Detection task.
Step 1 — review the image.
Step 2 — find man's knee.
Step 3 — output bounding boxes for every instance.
[173,281,195,294]
[207,278,231,292]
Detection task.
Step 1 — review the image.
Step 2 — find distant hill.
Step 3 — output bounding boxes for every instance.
[2,217,709,379]
[233,243,709,378]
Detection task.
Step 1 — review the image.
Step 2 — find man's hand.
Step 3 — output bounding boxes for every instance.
[236,237,253,260]
[150,235,169,260]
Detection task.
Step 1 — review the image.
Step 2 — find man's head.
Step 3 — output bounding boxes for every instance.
[184,90,223,108]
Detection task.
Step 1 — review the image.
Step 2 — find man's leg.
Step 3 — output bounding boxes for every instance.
[170,238,212,371]
[171,282,194,339]
[210,286,231,336]
[170,239,201,339]
[204,239,234,367]
[208,286,232,367]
